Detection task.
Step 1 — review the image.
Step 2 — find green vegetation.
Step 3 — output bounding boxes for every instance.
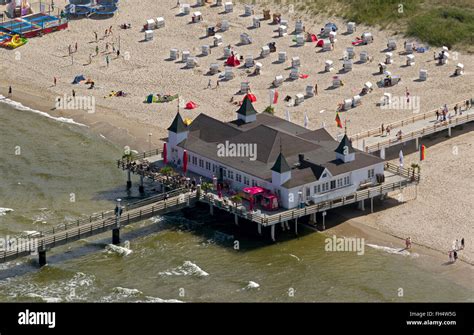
[159,166,174,176]
[263,105,275,114]
[254,0,474,51]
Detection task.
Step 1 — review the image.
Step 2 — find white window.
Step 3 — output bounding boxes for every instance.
[199,159,204,168]
[236,174,242,182]
[344,176,350,185]
[368,169,375,178]
[192,156,197,165]
[223,169,227,177]
[205,162,211,170]
[228,170,234,180]
[337,178,343,188]
[243,176,250,185]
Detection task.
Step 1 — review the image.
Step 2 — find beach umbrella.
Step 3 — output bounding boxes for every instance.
[185,101,198,109]
[269,89,279,104]
[163,142,168,164]
[285,110,291,122]
[399,150,404,167]
[245,93,257,102]
[183,150,188,173]
[304,112,309,128]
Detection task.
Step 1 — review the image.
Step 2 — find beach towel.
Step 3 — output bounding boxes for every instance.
[299,74,309,79]
[146,94,154,103]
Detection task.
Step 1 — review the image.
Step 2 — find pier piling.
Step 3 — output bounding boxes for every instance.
[126,169,132,190]
[271,225,276,242]
[38,250,47,267]
[139,174,145,194]
[112,228,120,245]
[257,222,262,235]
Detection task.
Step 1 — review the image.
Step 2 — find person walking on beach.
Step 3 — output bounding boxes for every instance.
[454,104,458,115]
[116,49,120,58]
[72,89,76,98]
[216,80,220,89]
[53,77,57,86]
[314,83,318,95]
[8,86,12,97]
[405,87,410,103]
[207,79,212,89]
[448,250,453,262]
[68,44,71,55]
[106,55,110,67]
[461,238,465,250]
[405,237,411,249]
[94,31,98,42]
[95,45,99,56]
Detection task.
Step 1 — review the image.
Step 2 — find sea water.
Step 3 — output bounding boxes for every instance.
[0,101,472,302]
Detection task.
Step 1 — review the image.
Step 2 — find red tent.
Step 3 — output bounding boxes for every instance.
[244,93,257,102]
[163,142,168,164]
[226,55,240,67]
[310,34,317,42]
[183,150,188,173]
[316,39,324,47]
[185,101,198,109]
[300,74,309,79]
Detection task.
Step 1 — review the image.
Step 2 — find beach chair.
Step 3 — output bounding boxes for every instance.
[322,40,332,51]
[343,59,352,72]
[223,46,232,58]
[290,67,300,80]
[220,20,229,31]
[186,57,198,68]
[362,32,373,44]
[441,52,449,65]
[156,17,165,28]
[360,51,368,63]
[170,48,179,60]
[195,0,205,5]
[329,31,337,43]
[387,39,396,51]
[291,56,301,68]
[260,45,270,58]
[144,30,154,41]
[252,17,261,28]
[279,25,288,37]
[240,82,250,93]
[273,75,283,87]
[346,47,354,59]
[255,62,262,75]
[347,22,356,34]
[419,69,428,81]
[146,19,155,30]
[296,34,305,46]
[278,51,287,63]
[180,4,191,15]
[210,63,219,74]
[240,33,252,45]
[343,99,352,111]
[224,2,233,13]
[352,95,361,107]
[385,52,393,64]
[405,41,413,54]
[216,0,223,5]
[295,20,304,34]
[362,82,373,95]
[201,45,210,56]
[182,50,191,63]
[244,5,253,16]
[406,54,415,66]
[245,55,254,68]
[305,85,314,97]
[455,63,464,76]
[295,93,305,105]
[325,60,334,72]
[224,67,234,80]
[214,34,223,47]
[273,13,281,24]
[192,12,202,23]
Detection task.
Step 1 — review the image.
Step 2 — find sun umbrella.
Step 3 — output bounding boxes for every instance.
[183,150,188,173]
[163,142,168,164]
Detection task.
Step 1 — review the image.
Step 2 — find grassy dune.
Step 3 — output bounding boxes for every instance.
[250,0,474,51]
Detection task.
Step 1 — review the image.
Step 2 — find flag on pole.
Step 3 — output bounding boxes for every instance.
[285,110,291,122]
[273,89,279,104]
[399,150,404,167]
[304,112,309,128]
[335,112,343,128]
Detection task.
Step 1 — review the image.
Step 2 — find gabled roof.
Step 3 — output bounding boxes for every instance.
[167,112,187,133]
[335,134,355,155]
[236,96,257,116]
[271,152,291,173]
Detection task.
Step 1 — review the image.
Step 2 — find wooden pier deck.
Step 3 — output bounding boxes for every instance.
[0,190,197,265]
[350,99,473,154]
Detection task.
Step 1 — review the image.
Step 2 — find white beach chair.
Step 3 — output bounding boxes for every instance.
[224,2,233,13]
[180,4,191,15]
[240,82,250,93]
[255,62,262,75]
[278,51,287,63]
[306,85,314,97]
[325,60,334,72]
[323,40,332,51]
[332,76,341,87]
[295,20,304,34]
[362,32,373,44]
[182,50,190,63]
[296,34,305,46]
[343,59,352,72]
[201,45,210,56]
[170,48,179,60]
[186,57,198,68]
[244,4,253,16]
[220,20,229,31]
[146,19,155,30]
[273,75,283,87]
[347,22,355,34]
[214,34,223,47]
[343,99,352,110]
[252,17,261,28]
[346,47,354,59]
[455,63,464,76]
[260,45,270,58]
[223,46,232,58]
[295,93,305,105]
[240,33,252,45]
[144,30,154,41]
[385,52,393,64]
[245,55,254,68]
[224,67,234,80]
[210,63,219,74]
[419,69,428,81]
[406,54,415,66]
[329,31,337,43]
[352,95,361,107]
[387,39,396,51]
[289,67,300,80]
[291,56,301,68]
[360,51,368,63]
[156,17,165,28]
[279,25,288,37]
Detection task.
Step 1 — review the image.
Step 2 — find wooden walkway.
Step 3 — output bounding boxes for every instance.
[350,99,473,153]
[0,190,197,264]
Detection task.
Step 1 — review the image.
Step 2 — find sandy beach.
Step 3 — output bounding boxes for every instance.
[0,1,472,265]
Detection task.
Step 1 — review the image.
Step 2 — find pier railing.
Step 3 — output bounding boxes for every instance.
[349,99,471,143]
[364,112,473,153]
[119,148,162,164]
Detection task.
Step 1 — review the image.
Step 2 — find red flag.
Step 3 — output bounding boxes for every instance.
[420,145,425,161]
[183,150,188,174]
[163,142,168,164]
[335,112,343,128]
[273,90,279,104]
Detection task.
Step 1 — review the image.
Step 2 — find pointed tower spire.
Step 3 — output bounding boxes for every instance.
[167,112,187,133]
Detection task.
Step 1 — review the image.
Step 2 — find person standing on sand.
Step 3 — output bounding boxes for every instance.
[8,86,12,97]
[314,83,318,95]
[207,79,212,89]
[95,45,99,56]
[381,123,385,136]
[94,31,98,42]
[106,55,110,67]
[216,80,220,89]
[72,89,76,98]
[435,110,439,121]
[405,87,410,103]
[54,77,57,86]
[453,250,458,262]
[116,49,120,58]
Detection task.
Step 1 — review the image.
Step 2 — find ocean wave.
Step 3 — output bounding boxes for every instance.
[145,296,183,303]
[159,261,209,277]
[242,281,260,290]
[0,95,87,127]
[366,244,419,258]
[0,207,14,216]
[105,241,132,256]
[113,287,142,297]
